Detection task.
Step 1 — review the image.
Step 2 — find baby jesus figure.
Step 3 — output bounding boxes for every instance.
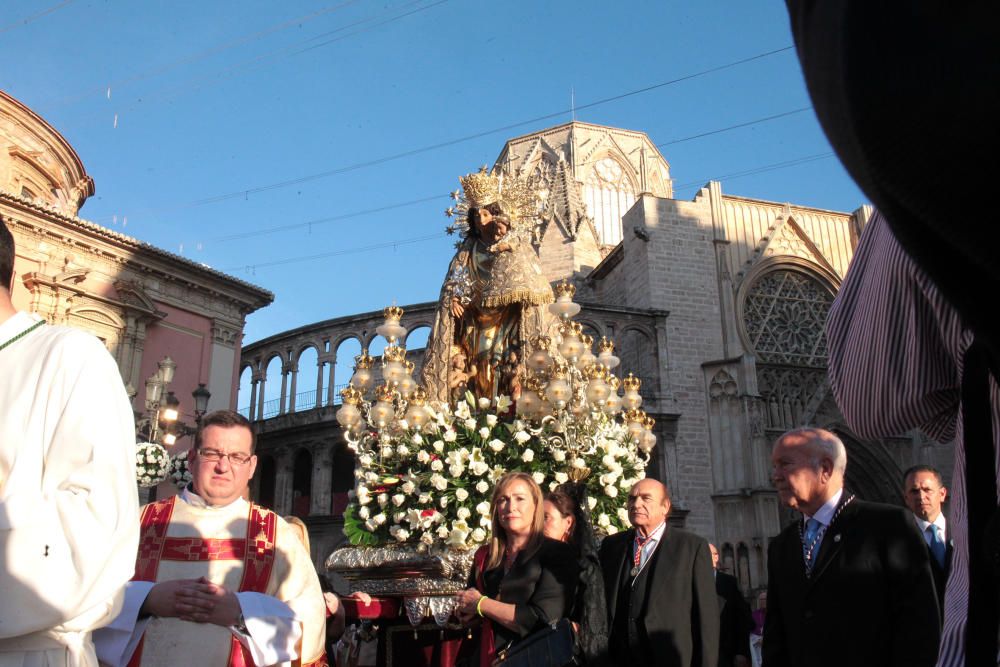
[448,345,477,402]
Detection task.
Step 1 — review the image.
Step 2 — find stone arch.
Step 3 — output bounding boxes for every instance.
[618,325,657,393]
[334,337,364,403]
[295,345,320,411]
[260,355,284,418]
[576,318,603,342]
[292,447,313,518]
[256,454,276,510]
[237,366,253,417]
[831,426,904,506]
[330,440,356,517]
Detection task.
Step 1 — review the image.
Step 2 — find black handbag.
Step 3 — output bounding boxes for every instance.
[491,618,577,667]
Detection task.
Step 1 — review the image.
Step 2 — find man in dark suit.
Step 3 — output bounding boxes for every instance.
[708,543,752,667]
[600,479,718,667]
[763,428,940,667]
[902,465,951,616]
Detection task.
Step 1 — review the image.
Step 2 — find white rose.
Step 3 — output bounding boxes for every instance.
[522,448,534,463]
[572,457,586,469]
[377,493,388,506]
[420,531,434,545]
[392,494,406,506]
[476,501,491,516]
[417,451,430,464]
[440,496,450,508]
[478,427,490,439]
[358,506,370,519]
[457,507,471,520]
[478,397,491,410]
[486,414,498,427]
[412,433,423,445]
[469,460,489,476]
[396,445,410,457]
[489,439,505,453]
[418,492,431,504]
[431,459,444,472]
[456,488,469,501]
[374,513,387,526]
[394,511,406,523]
[552,449,566,462]
[437,526,450,539]
[475,480,490,494]
[430,474,448,491]
[394,527,409,542]
[548,481,559,491]
[433,439,445,452]
[618,507,630,523]
[597,513,610,527]
[464,418,478,430]
[480,516,492,527]
[532,472,545,485]
[588,496,597,510]
[449,464,465,478]
[555,472,569,484]
[381,446,394,458]
[359,454,373,466]
[604,485,618,498]
[514,431,531,444]
[443,430,457,442]
[471,527,487,543]
[606,524,619,535]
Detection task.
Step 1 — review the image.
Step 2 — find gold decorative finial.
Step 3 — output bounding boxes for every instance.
[374,384,395,403]
[354,351,374,369]
[622,373,642,392]
[383,305,404,322]
[409,386,427,405]
[382,345,406,363]
[553,279,576,299]
[340,385,362,405]
[598,336,615,353]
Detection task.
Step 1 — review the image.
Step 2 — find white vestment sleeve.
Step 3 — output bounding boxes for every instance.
[0,330,139,639]
[93,582,154,667]
[234,592,301,667]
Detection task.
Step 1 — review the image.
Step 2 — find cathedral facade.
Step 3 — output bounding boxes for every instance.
[240,121,951,591]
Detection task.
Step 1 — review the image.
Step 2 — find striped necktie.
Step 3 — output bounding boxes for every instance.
[634,533,651,568]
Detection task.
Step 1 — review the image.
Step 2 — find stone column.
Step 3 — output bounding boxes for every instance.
[256,375,267,421]
[248,372,260,421]
[287,361,299,412]
[311,444,334,516]
[278,358,290,415]
[315,360,326,408]
[326,356,337,406]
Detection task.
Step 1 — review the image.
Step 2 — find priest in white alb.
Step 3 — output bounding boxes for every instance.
[0,216,140,667]
[94,410,328,667]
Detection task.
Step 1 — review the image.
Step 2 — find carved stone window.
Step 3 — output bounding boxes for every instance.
[742,269,834,367]
[743,268,835,431]
[583,156,635,247]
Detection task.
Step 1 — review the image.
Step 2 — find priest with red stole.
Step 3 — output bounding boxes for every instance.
[95,411,328,667]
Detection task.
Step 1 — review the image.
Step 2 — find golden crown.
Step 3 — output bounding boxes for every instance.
[622,373,642,392]
[598,336,616,354]
[553,280,576,299]
[409,386,427,405]
[382,345,406,363]
[383,305,404,322]
[374,384,395,402]
[340,385,362,405]
[623,407,647,424]
[459,170,500,208]
[354,351,375,369]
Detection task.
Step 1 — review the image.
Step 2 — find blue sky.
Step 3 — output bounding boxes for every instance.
[1,0,864,348]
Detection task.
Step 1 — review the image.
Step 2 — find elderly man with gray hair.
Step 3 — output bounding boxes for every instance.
[762,428,940,667]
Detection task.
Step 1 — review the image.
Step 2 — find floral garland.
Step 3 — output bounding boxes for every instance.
[169,451,192,489]
[135,442,170,488]
[343,393,645,550]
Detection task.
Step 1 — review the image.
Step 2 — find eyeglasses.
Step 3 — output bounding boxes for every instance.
[197,449,253,466]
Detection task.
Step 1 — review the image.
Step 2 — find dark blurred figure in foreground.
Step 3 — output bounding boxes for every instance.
[786,3,1000,664]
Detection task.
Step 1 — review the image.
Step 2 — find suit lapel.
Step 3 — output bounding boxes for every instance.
[808,499,858,583]
[606,530,633,611]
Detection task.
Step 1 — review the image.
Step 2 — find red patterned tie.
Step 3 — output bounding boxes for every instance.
[633,533,651,567]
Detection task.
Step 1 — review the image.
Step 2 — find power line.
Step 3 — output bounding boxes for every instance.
[225,232,446,272]
[673,151,835,191]
[103,45,795,224]
[207,105,815,243]
[226,149,835,272]
[210,194,444,242]
[47,0,362,109]
[657,106,812,147]
[0,0,75,35]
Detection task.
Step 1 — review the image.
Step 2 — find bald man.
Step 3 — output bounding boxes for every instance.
[763,428,939,667]
[600,478,719,667]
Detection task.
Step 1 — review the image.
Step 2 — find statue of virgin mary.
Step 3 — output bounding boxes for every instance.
[421,169,554,403]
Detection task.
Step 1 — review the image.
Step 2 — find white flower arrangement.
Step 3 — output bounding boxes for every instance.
[342,391,646,551]
[168,450,193,489]
[135,442,171,488]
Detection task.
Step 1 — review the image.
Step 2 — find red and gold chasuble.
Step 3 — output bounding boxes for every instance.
[128,497,326,667]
